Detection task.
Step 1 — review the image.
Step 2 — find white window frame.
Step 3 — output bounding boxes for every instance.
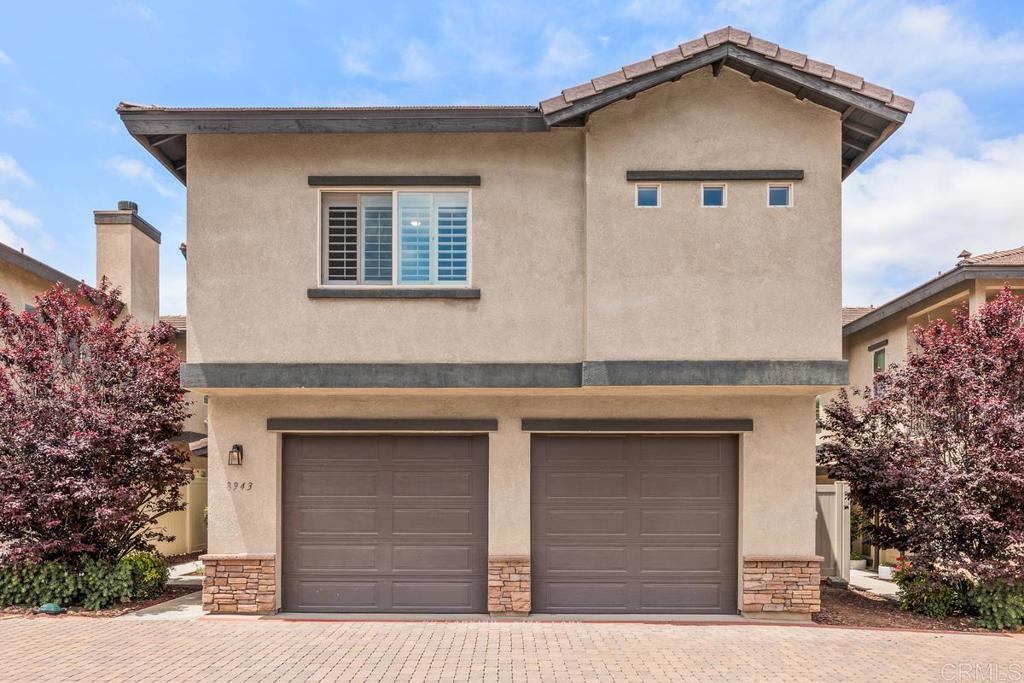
[634,183,661,208]
[767,182,794,208]
[317,187,474,289]
[701,183,727,208]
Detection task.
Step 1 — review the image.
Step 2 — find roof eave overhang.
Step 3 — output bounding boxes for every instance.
[843,265,1024,337]
[543,44,908,179]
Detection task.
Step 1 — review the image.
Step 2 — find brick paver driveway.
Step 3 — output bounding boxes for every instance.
[0,617,1019,682]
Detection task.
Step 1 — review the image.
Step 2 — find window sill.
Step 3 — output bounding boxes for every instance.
[307,287,480,299]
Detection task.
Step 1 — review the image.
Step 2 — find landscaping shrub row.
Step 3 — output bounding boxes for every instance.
[0,552,169,611]
[894,561,1024,630]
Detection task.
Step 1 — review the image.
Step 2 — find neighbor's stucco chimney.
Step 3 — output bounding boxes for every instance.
[94,200,161,325]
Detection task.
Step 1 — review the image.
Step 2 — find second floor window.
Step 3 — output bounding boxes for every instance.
[322,190,469,286]
[873,347,886,374]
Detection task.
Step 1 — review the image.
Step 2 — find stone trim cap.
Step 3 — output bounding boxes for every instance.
[200,553,276,561]
[744,554,824,563]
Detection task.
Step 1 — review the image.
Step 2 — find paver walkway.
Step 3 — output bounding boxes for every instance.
[0,618,1018,682]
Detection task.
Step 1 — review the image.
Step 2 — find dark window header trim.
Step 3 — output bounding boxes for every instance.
[521,418,753,432]
[309,176,481,187]
[867,339,888,352]
[267,418,498,432]
[626,170,804,182]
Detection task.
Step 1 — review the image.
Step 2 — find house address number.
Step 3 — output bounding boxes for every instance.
[227,481,254,491]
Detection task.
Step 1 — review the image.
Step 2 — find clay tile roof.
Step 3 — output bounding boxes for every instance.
[959,245,1024,266]
[160,315,187,333]
[538,25,913,116]
[842,307,874,325]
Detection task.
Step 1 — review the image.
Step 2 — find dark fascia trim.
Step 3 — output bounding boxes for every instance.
[181,363,582,389]
[627,170,804,182]
[544,44,907,128]
[866,339,888,352]
[267,418,498,432]
[94,210,162,244]
[309,175,481,187]
[0,243,82,291]
[181,360,846,389]
[521,418,753,432]
[843,265,1024,337]
[308,288,480,300]
[582,360,848,386]
[119,107,549,136]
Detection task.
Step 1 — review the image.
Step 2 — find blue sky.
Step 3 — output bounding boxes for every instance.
[2,0,1024,313]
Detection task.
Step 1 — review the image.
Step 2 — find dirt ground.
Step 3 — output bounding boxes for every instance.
[0,585,199,619]
[814,584,990,632]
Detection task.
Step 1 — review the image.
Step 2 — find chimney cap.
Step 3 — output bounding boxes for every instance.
[117,200,138,213]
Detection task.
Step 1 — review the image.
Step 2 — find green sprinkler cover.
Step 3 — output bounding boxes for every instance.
[35,603,66,615]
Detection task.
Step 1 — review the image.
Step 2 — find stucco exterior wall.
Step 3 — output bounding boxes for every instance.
[583,68,843,361]
[96,223,160,326]
[204,391,817,569]
[185,131,586,364]
[0,261,57,311]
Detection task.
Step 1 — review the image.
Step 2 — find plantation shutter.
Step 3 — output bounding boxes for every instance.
[398,193,431,284]
[325,202,358,282]
[435,193,468,283]
[361,194,393,283]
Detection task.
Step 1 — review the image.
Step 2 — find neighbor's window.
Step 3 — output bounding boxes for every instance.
[768,184,792,207]
[635,184,660,208]
[701,184,726,208]
[872,348,886,374]
[322,191,469,286]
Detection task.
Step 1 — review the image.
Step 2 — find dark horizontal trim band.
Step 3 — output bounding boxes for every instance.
[181,360,846,389]
[267,418,498,432]
[182,363,582,389]
[308,288,480,299]
[521,418,753,432]
[626,170,804,182]
[583,360,848,386]
[867,339,888,352]
[309,175,481,187]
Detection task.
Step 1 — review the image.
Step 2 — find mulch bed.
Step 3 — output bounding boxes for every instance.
[814,584,990,632]
[0,585,199,619]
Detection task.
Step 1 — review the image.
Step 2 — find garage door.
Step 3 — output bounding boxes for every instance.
[531,435,738,614]
[282,435,488,612]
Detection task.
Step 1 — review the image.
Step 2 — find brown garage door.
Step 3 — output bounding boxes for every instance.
[531,434,738,614]
[282,434,488,612]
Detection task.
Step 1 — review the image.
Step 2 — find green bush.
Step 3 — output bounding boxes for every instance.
[121,551,169,600]
[893,567,964,618]
[967,581,1024,631]
[0,551,168,610]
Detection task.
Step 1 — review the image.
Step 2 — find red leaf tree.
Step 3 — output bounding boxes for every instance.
[0,281,190,563]
[819,287,1024,581]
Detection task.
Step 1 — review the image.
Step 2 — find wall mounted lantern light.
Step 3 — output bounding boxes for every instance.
[227,444,244,466]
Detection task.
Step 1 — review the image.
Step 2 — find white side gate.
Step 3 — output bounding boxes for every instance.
[815,481,850,581]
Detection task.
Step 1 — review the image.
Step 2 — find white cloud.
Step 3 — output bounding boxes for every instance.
[0,109,35,127]
[337,39,374,76]
[110,1,154,21]
[0,49,12,67]
[538,27,592,77]
[0,153,32,185]
[0,199,41,249]
[400,40,436,81]
[843,134,1024,306]
[108,157,177,198]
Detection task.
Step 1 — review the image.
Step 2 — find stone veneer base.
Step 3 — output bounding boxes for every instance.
[201,553,276,614]
[741,554,822,618]
[488,556,531,615]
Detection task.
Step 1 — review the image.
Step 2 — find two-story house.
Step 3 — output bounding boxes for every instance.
[119,27,911,618]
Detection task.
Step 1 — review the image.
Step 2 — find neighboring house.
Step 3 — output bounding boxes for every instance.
[0,202,208,556]
[821,246,1024,567]
[119,26,911,618]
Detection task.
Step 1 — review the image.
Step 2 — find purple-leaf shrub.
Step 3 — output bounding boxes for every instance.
[819,287,1024,582]
[0,280,189,563]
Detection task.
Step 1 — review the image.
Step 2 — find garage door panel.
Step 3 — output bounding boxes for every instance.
[543,509,628,535]
[541,472,629,499]
[640,509,735,538]
[283,434,487,613]
[284,543,379,572]
[532,434,738,614]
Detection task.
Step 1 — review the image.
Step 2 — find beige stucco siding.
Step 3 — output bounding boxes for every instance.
[185,131,586,363]
[0,261,57,312]
[584,68,843,361]
[205,392,817,563]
